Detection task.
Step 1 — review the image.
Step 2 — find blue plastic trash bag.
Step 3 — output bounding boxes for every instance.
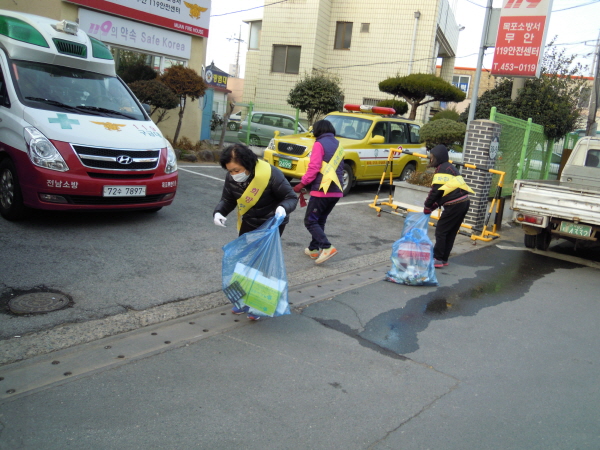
[385,212,438,286]
[222,215,290,317]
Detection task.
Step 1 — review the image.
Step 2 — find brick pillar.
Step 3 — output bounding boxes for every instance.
[462,120,502,229]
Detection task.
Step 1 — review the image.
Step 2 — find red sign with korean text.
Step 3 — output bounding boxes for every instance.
[491,0,553,78]
[492,16,546,77]
[66,0,210,37]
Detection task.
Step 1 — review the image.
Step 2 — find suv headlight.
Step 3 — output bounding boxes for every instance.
[24,127,68,172]
[267,138,275,150]
[165,140,178,174]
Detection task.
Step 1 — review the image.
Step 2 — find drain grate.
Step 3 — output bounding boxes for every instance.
[8,293,70,315]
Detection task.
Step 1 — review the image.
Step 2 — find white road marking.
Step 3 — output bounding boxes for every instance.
[179,167,225,182]
[337,200,375,206]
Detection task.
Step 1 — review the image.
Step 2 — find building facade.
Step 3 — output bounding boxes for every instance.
[2,0,209,143]
[242,0,460,124]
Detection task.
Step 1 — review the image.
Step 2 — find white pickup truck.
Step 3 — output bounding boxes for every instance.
[511,136,600,250]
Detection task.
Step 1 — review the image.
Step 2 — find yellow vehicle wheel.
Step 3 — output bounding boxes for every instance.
[399,162,416,181]
[342,162,353,196]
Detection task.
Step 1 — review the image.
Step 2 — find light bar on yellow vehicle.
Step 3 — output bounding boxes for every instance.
[344,104,396,115]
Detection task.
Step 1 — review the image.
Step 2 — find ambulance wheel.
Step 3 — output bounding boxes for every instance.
[0,159,29,221]
[399,163,416,181]
[342,163,353,196]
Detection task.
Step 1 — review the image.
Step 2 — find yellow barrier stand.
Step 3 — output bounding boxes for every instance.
[368,148,506,242]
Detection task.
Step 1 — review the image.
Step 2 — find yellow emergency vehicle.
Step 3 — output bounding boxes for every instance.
[263,104,427,195]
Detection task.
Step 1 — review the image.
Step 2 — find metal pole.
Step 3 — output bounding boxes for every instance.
[466,0,494,126]
[586,29,600,136]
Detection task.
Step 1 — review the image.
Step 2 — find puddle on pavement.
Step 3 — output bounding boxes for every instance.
[307,245,580,357]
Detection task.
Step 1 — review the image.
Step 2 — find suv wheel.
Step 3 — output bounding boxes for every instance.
[342,163,353,196]
[399,163,416,181]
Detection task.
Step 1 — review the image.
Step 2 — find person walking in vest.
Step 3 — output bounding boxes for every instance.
[213,144,297,320]
[423,144,473,268]
[293,120,344,264]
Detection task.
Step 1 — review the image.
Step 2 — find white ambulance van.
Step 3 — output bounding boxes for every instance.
[0,10,178,220]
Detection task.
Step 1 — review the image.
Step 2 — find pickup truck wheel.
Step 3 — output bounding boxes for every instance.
[535,229,552,251]
[342,163,353,196]
[524,234,537,249]
[228,122,238,131]
[0,159,29,221]
[399,163,416,181]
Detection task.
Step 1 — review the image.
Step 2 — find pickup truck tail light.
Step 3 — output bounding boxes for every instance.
[515,213,543,225]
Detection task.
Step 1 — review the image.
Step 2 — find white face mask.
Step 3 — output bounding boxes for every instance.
[232,171,249,183]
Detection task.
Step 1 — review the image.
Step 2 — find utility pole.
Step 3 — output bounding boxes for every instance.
[466,0,494,126]
[586,30,600,136]
[227,25,245,78]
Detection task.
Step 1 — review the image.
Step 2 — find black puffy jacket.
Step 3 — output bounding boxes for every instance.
[214,163,297,229]
[424,145,469,211]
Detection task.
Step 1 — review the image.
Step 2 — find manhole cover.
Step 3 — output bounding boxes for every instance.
[8,293,69,314]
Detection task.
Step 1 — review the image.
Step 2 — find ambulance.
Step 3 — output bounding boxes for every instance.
[263,104,427,196]
[0,10,178,220]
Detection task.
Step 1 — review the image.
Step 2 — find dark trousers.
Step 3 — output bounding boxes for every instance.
[434,199,470,262]
[239,221,286,237]
[304,196,340,250]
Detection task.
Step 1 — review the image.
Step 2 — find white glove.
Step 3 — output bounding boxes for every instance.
[213,212,227,227]
[275,206,286,218]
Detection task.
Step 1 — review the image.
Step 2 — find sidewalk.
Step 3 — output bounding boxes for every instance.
[1,227,598,449]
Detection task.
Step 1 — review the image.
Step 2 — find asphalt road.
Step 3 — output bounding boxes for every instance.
[0,163,405,339]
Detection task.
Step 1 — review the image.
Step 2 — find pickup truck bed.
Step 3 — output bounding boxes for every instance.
[511,180,600,225]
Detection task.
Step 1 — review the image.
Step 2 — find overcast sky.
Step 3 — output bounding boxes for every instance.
[206,0,600,79]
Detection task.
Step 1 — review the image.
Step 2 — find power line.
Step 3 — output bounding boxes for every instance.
[211,0,290,17]
[553,0,600,12]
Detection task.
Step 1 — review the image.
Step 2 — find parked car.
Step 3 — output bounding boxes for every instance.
[237,112,308,147]
[262,105,427,195]
[227,111,242,130]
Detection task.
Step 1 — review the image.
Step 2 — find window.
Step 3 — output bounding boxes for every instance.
[272,45,301,74]
[0,67,10,107]
[361,23,370,33]
[579,87,591,108]
[110,47,185,74]
[362,98,383,106]
[334,22,353,49]
[372,122,387,139]
[389,123,408,144]
[249,21,262,50]
[408,124,421,144]
[452,75,470,96]
[585,150,600,168]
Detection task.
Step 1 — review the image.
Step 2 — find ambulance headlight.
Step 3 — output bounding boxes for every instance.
[24,127,69,172]
[165,141,178,174]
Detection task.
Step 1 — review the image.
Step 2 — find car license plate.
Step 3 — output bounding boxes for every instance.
[559,221,592,237]
[278,158,292,169]
[103,186,146,197]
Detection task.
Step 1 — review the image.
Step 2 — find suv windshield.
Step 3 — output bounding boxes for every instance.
[325,115,372,140]
[11,60,145,120]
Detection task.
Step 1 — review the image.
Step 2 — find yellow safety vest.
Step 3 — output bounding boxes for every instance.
[236,160,271,230]
[432,173,474,196]
[318,144,344,193]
